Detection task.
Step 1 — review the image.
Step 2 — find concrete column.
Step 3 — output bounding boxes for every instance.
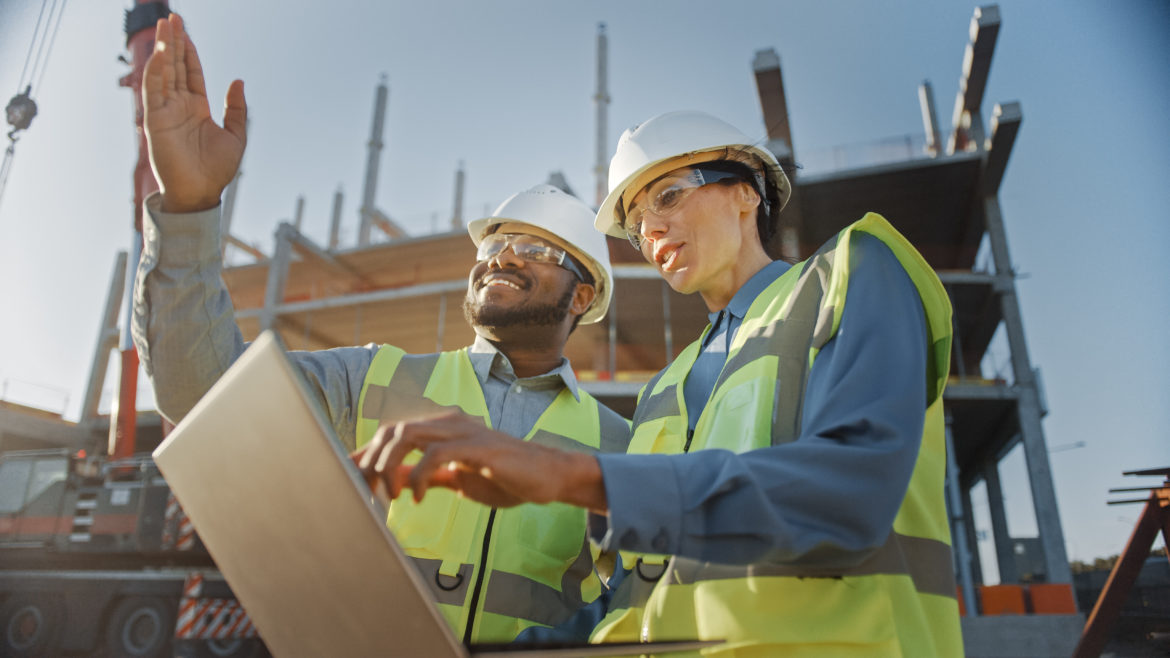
[983,458,1019,583]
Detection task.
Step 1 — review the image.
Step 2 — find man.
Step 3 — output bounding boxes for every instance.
[364,111,963,655]
[133,15,630,644]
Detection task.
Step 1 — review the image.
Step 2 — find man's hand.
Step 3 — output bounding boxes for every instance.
[143,14,246,213]
[351,412,608,512]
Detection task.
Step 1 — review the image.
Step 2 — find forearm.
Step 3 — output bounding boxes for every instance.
[132,192,244,422]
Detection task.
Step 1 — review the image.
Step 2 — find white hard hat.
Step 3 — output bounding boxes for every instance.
[468,184,614,324]
[596,110,792,239]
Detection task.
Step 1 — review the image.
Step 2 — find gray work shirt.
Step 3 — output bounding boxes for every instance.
[132,193,584,449]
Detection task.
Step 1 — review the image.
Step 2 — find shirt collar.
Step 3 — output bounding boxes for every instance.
[468,335,581,401]
[707,259,793,325]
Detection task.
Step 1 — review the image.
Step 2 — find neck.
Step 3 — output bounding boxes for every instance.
[476,326,570,378]
[698,243,772,312]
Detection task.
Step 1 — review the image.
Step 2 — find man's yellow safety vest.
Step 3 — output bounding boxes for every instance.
[356,346,631,643]
[591,214,963,656]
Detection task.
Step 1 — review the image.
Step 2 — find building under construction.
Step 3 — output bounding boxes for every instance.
[1,4,1104,657]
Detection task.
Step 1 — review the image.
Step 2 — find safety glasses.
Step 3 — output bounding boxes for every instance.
[620,167,747,250]
[476,233,587,282]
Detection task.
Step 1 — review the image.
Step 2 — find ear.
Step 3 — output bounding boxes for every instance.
[738,182,761,208]
[569,282,598,318]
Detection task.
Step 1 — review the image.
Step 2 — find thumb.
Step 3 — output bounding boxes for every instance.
[223,79,248,143]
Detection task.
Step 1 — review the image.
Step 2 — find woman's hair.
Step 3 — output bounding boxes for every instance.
[709,148,787,247]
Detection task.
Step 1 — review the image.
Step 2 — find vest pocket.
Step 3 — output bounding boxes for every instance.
[387,489,473,559]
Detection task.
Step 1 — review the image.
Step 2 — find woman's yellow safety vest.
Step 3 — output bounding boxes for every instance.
[356,346,631,643]
[592,214,963,656]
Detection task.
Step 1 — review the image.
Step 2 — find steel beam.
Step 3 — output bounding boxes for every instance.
[982,194,1072,584]
[984,101,1022,194]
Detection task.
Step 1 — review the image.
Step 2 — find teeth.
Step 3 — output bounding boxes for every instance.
[484,277,522,290]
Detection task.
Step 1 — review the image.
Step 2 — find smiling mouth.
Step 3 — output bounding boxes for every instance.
[478,273,529,292]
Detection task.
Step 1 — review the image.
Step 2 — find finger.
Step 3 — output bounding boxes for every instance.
[142,25,168,114]
[147,18,174,101]
[357,425,392,471]
[409,442,483,503]
[223,79,247,144]
[375,423,416,499]
[170,15,188,92]
[182,32,211,101]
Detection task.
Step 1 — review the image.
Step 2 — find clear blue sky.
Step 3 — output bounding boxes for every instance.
[1,0,1167,570]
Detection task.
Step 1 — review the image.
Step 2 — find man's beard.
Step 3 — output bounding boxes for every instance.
[463,277,576,329]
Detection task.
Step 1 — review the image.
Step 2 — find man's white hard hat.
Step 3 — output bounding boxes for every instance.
[595,110,792,239]
[468,184,614,324]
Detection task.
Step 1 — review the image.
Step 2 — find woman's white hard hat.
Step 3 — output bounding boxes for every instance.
[596,110,792,239]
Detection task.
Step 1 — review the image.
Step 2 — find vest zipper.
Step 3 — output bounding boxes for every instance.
[683,428,695,453]
[462,507,497,645]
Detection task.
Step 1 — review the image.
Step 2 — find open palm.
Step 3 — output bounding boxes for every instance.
[143,14,246,213]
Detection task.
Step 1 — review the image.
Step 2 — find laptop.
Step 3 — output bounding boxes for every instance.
[153,331,718,657]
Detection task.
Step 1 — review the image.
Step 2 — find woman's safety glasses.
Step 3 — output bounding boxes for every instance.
[476,233,587,283]
[620,167,746,250]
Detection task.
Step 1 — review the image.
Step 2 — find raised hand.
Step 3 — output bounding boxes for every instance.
[142,14,246,213]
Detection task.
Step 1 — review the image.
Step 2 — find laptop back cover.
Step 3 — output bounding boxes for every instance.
[153,332,466,658]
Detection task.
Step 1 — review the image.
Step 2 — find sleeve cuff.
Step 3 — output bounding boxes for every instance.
[592,453,684,555]
[143,191,223,267]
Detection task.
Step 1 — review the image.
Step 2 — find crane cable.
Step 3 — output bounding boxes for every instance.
[2,0,69,210]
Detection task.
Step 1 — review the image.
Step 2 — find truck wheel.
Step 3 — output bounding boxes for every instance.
[104,596,174,658]
[0,593,63,657]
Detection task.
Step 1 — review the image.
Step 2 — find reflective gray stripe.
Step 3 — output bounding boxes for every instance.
[711,247,835,446]
[483,536,594,627]
[631,382,679,429]
[409,556,474,607]
[361,353,456,422]
[598,408,633,454]
[529,429,597,454]
[661,531,957,600]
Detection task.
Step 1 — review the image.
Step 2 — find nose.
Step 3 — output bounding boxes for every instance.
[639,211,669,246]
[488,243,526,270]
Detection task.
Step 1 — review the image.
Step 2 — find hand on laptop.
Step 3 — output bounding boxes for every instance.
[351,412,608,513]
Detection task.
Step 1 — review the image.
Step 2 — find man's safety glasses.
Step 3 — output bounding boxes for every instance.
[620,167,746,250]
[476,233,587,282]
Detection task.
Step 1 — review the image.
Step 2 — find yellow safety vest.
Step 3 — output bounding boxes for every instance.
[356,346,631,643]
[592,214,963,656]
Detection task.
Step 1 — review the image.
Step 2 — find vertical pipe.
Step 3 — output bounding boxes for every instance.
[293,195,305,232]
[919,80,941,156]
[359,76,388,246]
[451,161,465,230]
[329,186,344,250]
[593,23,609,207]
